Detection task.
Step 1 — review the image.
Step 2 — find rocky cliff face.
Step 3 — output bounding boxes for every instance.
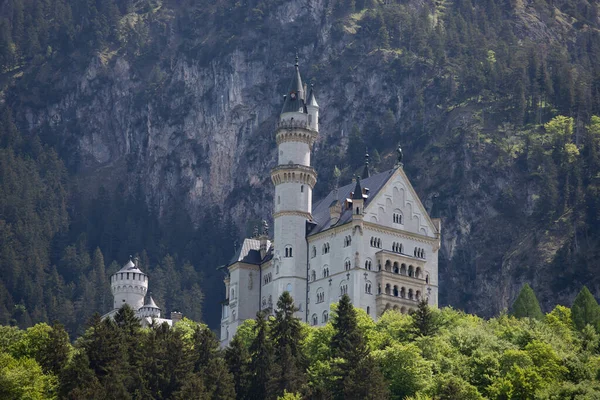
[6,0,600,325]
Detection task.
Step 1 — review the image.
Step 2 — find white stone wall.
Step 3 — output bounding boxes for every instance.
[221,264,261,345]
[275,183,312,214]
[278,141,310,165]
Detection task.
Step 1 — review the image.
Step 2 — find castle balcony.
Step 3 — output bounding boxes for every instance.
[374,250,427,316]
[271,164,317,188]
[275,121,318,147]
[374,250,427,282]
[375,293,419,315]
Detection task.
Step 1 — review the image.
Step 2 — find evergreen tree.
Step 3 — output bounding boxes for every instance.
[410,299,440,337]
[343,355,389,400]
[248,312,276,400]
[510,284,544,320]
[225,335,251,399]
[270,292,306,395]
[571,286,600,331]
[38,322,70,375]
[331,294,368,399]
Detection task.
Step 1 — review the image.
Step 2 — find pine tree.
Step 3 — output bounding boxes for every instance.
[410,299,440,337]
[343,355,389,400]
[571,286,600,331]
[38,322,70,376]
[248,312,276,400]
[270,292,306,395]
[331,294,368,399]
[510,284,544,320]
[225,335,251,399]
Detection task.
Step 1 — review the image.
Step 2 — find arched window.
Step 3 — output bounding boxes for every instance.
[408,265,414,277]
[385,284,391,295]
[322,311,329,323]
[393,285,399,297]
[393,262,399,274]
[323,266,329,278]
[312,314,318,326]
[393,211,403,224]
[364,259,372,270]
[311,270,316,281]
[285,246,293,258]
[286,283,292,292]
[366,306,370,315]
[416,267,422,279]
[311,246,316,258]
[377,238,381,248]
[401,264,407,275]
[344,259,351,271]
[301,185,304,193]
[400,287,406,298]
[356,207,360,215]
[378,283,382,294]
[316,288,324,303]
[408,289,414,300]
[426,275,430,284]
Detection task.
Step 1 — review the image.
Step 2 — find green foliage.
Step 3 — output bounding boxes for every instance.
[510,284,544,320]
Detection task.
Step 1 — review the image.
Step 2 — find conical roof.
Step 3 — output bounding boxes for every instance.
[281,56,306,114]
[352,177,364,200]
[144,296,160,309]
[117,258,144,274]
[307,84,319,107]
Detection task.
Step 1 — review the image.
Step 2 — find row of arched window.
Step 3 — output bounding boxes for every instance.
[263,273,272,285]
[344,260,351,270]
[381,284,421,301]
[414,247,425,259]
[364,260,372,270]
[322,243,330,254]
[393,212,403,224]
[370,237,382,248]
[316,291,325,303]
[323,267,330,278]
[285,246,293,258]
[343,235,352,247]
[340,284,348,296]
[261,295,273,309]
[382,260,424,279]
[311,311,330,326]
[392,242,403,253]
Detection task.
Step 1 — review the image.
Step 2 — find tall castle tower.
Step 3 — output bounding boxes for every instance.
[269,56,318,313]
[110,258,148,310]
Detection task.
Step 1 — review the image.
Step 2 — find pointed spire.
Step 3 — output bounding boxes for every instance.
[361,148,370,179]
[307,83,319,107]
[281,55,306,114]
[352,175,363,200]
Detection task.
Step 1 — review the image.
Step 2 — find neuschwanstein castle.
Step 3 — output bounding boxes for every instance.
[219,58,441,346]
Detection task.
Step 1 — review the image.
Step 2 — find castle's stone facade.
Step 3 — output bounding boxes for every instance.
[219,59,440,346]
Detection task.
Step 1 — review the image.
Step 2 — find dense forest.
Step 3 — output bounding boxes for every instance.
[3,288,600,399]
[0,0,599,331]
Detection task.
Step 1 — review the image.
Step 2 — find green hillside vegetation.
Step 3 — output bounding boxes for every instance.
[0,0,599,328]
[3,289,600,399]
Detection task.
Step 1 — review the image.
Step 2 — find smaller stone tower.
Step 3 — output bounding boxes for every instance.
[110,257,148,310]
[138,295,161,319]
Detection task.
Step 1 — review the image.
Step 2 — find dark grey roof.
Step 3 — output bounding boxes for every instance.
[117,259,145,275]
[307,85,318,107]
[352,177,363,200]
[227,238,272,266]
[308,168,396,236]
[281,59,307,114]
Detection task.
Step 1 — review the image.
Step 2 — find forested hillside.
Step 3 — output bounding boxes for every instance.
[0,0,599,330]
[4,290,600,399]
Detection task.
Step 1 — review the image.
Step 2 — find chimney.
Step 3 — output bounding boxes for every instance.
[171,311,183,324]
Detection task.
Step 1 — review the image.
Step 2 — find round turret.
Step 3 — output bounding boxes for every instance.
[138,295,161,319]
[110,258,148,311]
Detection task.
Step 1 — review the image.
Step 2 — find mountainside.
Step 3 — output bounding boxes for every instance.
[0,0,600,330]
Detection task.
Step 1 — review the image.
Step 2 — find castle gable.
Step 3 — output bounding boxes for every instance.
[309,169,395,236]
[364,168,438,238]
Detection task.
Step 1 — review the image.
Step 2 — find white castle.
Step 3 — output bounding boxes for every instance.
[103,258,182,327]
[219,58,441,345]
